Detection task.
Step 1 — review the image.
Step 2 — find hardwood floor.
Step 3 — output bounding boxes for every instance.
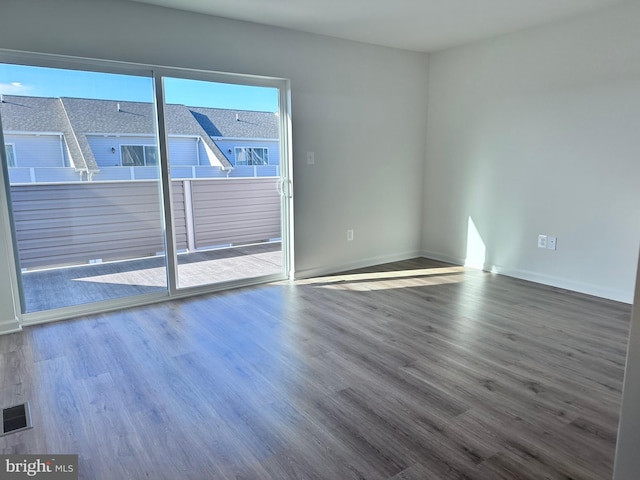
[0,258,632,479]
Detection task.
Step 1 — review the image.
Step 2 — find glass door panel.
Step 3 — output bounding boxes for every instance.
[161,77,287,289]
[0,63,166,313]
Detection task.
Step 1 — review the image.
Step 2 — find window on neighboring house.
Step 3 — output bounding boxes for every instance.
[4,144,15,167]
[234,147,269,165]
[121,145,158,166]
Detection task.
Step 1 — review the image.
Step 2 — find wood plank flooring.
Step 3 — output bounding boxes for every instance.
[0,258,632,479]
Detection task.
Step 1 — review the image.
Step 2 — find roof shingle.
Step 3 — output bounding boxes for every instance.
[0,96,247,170]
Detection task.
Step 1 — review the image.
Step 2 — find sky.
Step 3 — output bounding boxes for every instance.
[0,63,279,112]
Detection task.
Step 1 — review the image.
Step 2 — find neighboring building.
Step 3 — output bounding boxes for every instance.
[0,96,88,183]
[189,107,280,167]
[0,95,280,183]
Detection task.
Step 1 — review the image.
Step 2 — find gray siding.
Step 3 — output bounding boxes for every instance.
[198,142,211,165]
[88,136,125,167]
[192,178,281,247]
[168,137,198,166]
[89,135,200,167]
[10,178,281,269]
[11,182,165,269]
[6,134,66,168]
[171,181,188,251]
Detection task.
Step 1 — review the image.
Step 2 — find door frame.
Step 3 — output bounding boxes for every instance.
[0,48,294,326]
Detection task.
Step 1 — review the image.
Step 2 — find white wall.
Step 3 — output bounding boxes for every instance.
[614,249,640,479]
[0,0,428,291]
[422,0,640,302]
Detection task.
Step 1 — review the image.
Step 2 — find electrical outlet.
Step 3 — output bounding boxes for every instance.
[538,235,547,249]
[347,229,354,241]
[307,151,315,165]
[547,236,557,250]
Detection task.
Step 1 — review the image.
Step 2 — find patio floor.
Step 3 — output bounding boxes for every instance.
[21,242,283,313]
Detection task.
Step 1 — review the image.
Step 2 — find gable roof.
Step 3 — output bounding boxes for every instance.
[0,96,66,132]
[188,107,279,139]
[1,95,284,171]
[60,98,231,169]
[0,95,90,172]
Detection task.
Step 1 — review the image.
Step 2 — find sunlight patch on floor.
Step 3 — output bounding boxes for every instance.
[300,266,468,291]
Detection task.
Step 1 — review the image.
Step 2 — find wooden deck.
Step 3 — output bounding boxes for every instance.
[21,242,282,312]
[0,257,632,479]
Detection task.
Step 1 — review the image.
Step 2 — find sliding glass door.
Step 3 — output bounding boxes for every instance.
[0,63,167,313]
[160,76,288,290]
[0,55,292,320]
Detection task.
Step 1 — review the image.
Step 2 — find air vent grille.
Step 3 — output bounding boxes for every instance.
[1,402,33,436]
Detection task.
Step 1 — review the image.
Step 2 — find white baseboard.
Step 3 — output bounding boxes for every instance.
[421,249,632,303]
[294,250,423,279]
[487,264,633,304]
[419,250,465,267]
[0,316,22,335]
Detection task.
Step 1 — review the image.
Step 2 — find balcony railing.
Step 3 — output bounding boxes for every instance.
[8,165,281,184]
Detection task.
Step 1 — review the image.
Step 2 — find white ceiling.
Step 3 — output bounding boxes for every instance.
[121,0,629,52]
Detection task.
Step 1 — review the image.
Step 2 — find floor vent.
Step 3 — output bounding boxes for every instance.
[1,402,32,436]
